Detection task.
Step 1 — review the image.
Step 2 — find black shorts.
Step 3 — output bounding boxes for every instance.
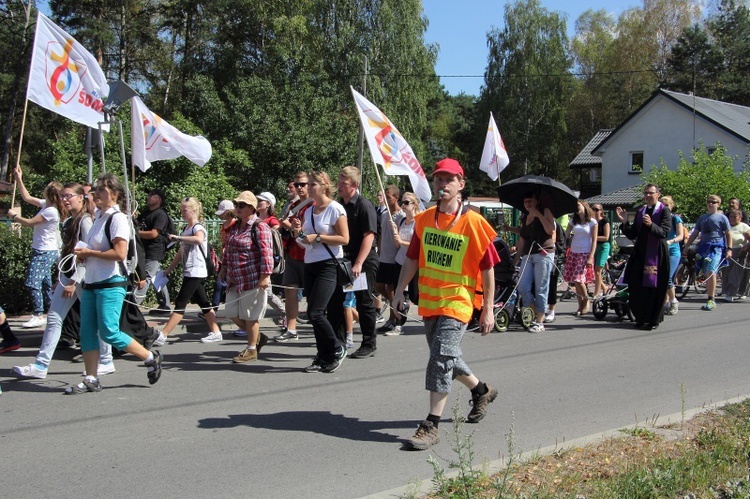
[375,262,400,288]
[174,276,212,313]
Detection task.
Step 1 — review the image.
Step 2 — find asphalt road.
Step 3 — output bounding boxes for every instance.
[1,292,749,498]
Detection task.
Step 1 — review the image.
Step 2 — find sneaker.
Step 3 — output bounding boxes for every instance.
[274,330,298,342]
[527,322,545,333]
[724,295,734,303]
[350,345,376,358]
[304,357,323,373]
[321,347,346,373]
[702,299,717,311]
[233,329,248,337]
[377,321,396,334]
[404,420,440,450]
[145,351,163,385]
[152,331,167,347]
[375,312,386,324]
[466,383,499,423]
[256,333,268,354]
[82,362,116,376]
[64,379,102,395]
[21,316,45,329]
[384,325,402,336]
[233,348,257,363]
[13,363,48,379]
[544,311,556,323]
[345,332,354,349]
[296,312,309,324]
[0,338,21,354]
[466,319,480,332]
[201,331,223,343]
[668,301,679,315]
[739,296,747,301]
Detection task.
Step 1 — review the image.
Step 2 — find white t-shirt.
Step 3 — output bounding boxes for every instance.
[379,209,405,263]
[83,207,131,284]
[301,201,347,263]
[729,222,750,249]
[395,218,415,265]
[570,219,597,254]
[182,223,209,278]
[32,200,61,251]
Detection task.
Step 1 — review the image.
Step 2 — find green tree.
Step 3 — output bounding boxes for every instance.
[642,145,750,221]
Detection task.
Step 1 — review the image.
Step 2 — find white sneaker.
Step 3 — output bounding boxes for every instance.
[83,362,116,376]
[384,325,402,336]
[345,333,354,349]
[13,363,48,379]
[543,311,555,323]
[152,331,167,347]
[21,316,46,328]
[201,331,223,343]
[528,322,545,333]
[724,295,734,303]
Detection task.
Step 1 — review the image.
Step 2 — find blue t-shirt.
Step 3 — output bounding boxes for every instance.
[667,214,683,255]
[694,212,730,243]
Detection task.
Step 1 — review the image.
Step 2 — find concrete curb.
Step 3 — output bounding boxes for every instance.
[362,393,750,499]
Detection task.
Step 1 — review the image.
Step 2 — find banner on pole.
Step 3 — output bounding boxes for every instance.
[479,112,510,181]
[27,13,109,130]
[350,87,431,203]
[131,96,212,172]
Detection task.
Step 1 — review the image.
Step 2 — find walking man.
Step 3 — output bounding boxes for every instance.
[136,188,172,314]
[394,158,500,451]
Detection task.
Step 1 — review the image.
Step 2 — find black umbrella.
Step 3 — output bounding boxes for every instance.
[497,175,578,218]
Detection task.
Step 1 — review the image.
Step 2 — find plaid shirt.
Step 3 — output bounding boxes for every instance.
[224,216,274,292]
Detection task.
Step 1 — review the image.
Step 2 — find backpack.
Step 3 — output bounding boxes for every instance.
[191,224,219,277]
[251,221,285,274]
[104,212,146,285]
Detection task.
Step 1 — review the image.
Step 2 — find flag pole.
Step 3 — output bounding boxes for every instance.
[369,160,393,222]
[10,97,31,211]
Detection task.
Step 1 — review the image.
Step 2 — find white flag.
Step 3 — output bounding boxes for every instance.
[27,13,109,130]
[479,112,510,181]
[350,87,432,203]
[131,96,212,172]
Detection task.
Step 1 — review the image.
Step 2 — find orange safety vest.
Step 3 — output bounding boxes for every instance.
[414,207,496,323]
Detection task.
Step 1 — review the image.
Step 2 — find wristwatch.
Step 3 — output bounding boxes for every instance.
[315,234,322,243]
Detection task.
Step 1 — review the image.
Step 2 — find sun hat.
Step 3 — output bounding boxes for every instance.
[257,192,276,211]
[234,191,258,209]
[215,199,235,216]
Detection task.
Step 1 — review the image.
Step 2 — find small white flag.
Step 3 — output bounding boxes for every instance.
[350,87,432,203]
[479,112,510,181]
[27,13,109,130]
[131,96,212,172]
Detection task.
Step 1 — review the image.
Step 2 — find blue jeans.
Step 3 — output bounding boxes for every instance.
[35,275,112,368]
[25,249,58,316]
[80,277,132,353]
[519,252,555,315]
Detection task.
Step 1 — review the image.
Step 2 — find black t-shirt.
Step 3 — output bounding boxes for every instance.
[597,217,611,241]
[341,192,378,261]
[138,207,170,261]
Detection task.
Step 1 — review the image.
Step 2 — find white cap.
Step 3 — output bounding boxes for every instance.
[215,199,235,216]
[257,192,276,211]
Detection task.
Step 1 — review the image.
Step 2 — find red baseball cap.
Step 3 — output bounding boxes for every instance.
[433,158,464,177]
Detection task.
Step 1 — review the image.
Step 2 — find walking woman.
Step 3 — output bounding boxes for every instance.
[392,191,422,331]
[67,173,162,394]
[563,200,597,315]
[13,183,115,379]
[660,196,684,314]
[516,192,556,333]
[159,197,224,343]
[298,171,349,373]
[8,166,64,329]
[591,203,611,299]
[256,192,286,326]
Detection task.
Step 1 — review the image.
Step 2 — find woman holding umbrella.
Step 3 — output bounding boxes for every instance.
[515,192,556,333]
[615,184,672,329]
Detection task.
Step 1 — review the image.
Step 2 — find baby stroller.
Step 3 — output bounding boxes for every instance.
[592,235,634,321]
[491,238,535,332]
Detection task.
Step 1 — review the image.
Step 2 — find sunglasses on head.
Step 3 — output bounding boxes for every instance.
[294,182,308,188]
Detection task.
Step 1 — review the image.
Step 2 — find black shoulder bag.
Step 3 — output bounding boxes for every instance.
[310,210,354,286]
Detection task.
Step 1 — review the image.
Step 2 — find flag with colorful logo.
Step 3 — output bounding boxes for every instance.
[131,96,212,172]
[479,112,510,181]
[350,87,431,203]
[27,13,109,130]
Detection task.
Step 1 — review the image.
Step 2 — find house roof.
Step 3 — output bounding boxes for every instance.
[585,184,643,207]
[569,129,613,168]
[592,89,750,155]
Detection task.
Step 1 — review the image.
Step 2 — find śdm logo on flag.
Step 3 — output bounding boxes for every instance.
[479,112,510,181]
[350,86,432,203]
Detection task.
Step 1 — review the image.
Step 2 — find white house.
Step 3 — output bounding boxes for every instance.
[589,89,750,195]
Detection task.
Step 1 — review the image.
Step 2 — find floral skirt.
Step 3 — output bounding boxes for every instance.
[563,251,595,284]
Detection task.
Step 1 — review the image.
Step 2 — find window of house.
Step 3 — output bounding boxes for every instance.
[630,152,644,173]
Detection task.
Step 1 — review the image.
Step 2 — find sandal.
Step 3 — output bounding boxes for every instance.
[146,350,163,385]
[64,379,102,395]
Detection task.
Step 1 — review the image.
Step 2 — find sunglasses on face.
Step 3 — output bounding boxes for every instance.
[707,201,719,205]
[236,202,250,209]
[592,207,601,211]
[294,182,308,188]
[643,191,658,195]
[401,200,412,206]
[61,193,81,200]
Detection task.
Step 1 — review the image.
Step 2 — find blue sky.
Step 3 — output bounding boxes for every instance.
[423,0,638,96]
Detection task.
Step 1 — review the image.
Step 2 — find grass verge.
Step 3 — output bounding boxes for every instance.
[418,397,750,498]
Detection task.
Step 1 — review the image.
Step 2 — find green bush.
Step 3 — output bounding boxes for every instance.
[0,224,35,314]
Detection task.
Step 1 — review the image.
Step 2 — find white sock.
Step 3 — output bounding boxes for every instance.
[286,329,296,335]
[247,345,257,350]
[84,375,97,382]
[145,352,154,363]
